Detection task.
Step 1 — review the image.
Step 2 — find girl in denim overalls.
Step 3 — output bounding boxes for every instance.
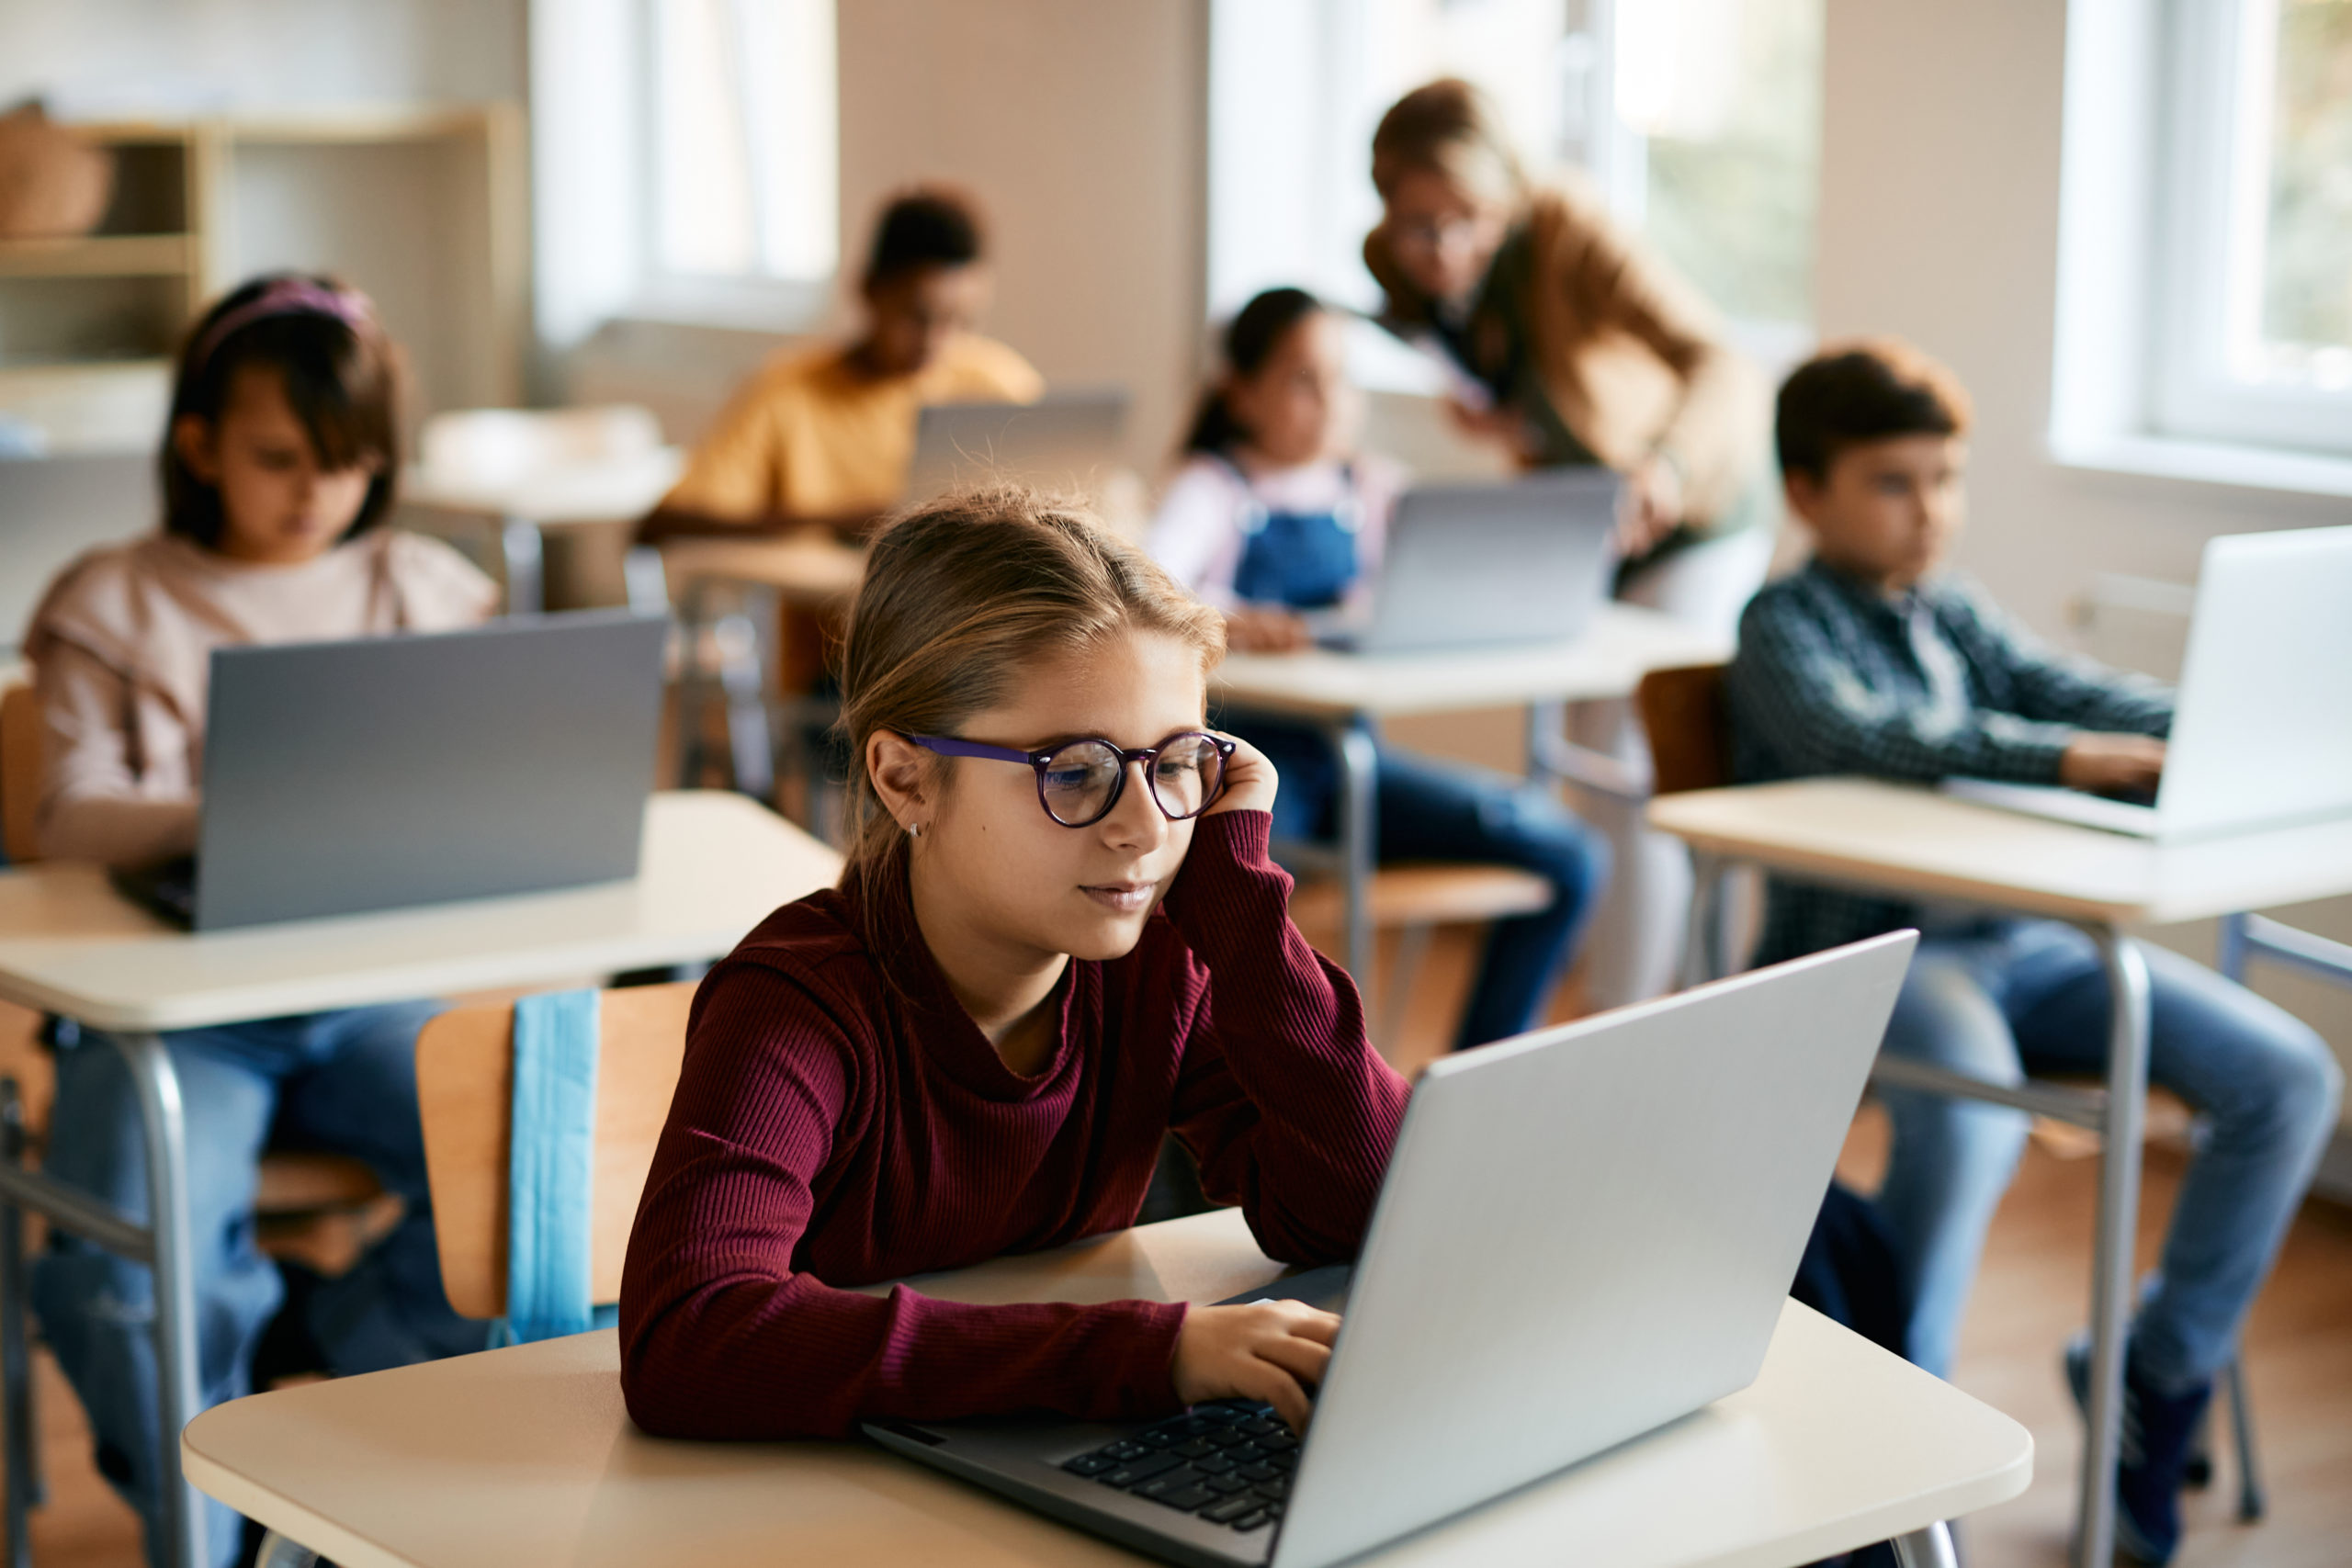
[1148,288,1607,1050]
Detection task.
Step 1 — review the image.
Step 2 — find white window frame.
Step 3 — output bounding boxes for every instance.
[2151,0,2352,455]
[1204,0,1815,373]
[2052,0,2352,495]
[530,0,836,356]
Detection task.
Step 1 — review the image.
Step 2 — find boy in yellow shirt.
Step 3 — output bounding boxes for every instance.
[649,186,1042,539]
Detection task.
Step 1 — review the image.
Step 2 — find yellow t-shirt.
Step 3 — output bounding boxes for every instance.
[662,333,1046,522]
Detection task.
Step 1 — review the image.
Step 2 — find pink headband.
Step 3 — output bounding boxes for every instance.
[188,279,376,374]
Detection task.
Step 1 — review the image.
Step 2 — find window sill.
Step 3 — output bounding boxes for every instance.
[2051,432,2352,500]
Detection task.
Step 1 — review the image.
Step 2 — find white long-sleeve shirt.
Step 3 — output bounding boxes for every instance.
[1146,453,1405,610]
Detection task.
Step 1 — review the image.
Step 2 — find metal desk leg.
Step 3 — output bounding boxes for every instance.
[1891,1521,1958,1568]
[712,603,775,802]
[117,1032,205,1568]
[500,516,545,616]
[1679,852,1725,988]
[254,1529,320,1568]
[1332,721,1379,991]
[2076,931,2151,1568]
[0,1080,34,1568]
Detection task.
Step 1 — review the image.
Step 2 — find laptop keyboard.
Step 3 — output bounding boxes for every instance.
[1060,1400,1296,1532]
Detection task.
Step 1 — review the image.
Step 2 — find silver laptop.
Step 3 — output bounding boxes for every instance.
[181,610,667,930]
[903,389,1128,504]
[864,931,1918,1568]
[1942,524,2352,840]
[1315,471,1620,655]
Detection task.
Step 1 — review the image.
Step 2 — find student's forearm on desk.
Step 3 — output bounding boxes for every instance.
[1733,615,2076,784]
[622,1264,1185,1440]
[1161,813,1410,1266]
[37,791,198,868]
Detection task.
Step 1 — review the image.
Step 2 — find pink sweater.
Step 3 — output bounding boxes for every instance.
[22,530,495,866]
[618,811,1410,1439]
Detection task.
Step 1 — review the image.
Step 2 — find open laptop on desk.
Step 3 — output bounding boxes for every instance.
[1943,525,2352,841]
[119,610,667,931]
[865,930,1917,1568]
[1309,470,1620,655]
[904,389,1128,505]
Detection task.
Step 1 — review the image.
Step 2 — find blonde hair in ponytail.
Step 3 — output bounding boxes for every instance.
[835,487,1227,909]
[1370,77,1528,208]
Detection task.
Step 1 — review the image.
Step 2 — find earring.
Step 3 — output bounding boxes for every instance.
[907,820,922,838]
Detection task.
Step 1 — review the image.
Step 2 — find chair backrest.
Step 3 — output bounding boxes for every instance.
[1635,662,1732,795]
[1,679,42,863]
[415,980,696,1319]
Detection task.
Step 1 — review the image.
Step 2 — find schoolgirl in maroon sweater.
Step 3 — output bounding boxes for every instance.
[619,490,1411,1440]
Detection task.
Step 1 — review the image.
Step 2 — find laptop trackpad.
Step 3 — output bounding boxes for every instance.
[1218,1264,1352,1314]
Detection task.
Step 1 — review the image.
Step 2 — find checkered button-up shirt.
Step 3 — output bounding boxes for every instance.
[1726,560,2174,964]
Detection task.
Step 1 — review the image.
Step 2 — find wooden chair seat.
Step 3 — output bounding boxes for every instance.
[1287,863,1552,935]
[254,1152,386,1214]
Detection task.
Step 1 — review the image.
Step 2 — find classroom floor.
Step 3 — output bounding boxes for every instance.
[0,966,2346,1567]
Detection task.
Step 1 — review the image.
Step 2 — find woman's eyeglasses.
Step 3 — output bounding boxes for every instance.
[900,730,1237,829]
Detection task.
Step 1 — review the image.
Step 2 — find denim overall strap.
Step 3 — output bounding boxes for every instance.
[491,987,612,1345]
[1226,460,1363,609]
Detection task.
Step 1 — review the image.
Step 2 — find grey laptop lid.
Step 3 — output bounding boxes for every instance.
[1351,471,1620,654]
[1269,931,1917,1568]
[904,389,1128,504]
[195,610,667,930]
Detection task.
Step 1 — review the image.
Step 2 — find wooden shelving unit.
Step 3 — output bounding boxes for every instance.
[0,106,524,453]
[0,233,198,278]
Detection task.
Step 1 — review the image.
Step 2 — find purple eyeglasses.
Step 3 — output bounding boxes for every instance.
[901,730,1237,828]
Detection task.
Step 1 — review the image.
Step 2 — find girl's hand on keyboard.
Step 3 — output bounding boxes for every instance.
[1170,1300,1340,1433]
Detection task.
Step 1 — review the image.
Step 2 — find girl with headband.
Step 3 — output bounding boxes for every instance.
[21,274,496,1568]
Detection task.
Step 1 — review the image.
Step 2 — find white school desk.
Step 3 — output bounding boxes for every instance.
[1645,778,2352,1568]
[0,791,841,1568]
[184,1205,2030,1568]
[401,447,686,616]
[1212,605,1728,980]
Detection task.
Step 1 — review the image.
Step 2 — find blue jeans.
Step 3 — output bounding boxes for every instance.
[31,1003,489,1568]
[1238,718,1609,1050]
[1875,920,2341,1384]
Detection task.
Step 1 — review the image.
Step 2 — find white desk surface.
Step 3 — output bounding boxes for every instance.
[656,533,869,605]
[400,449,685,528]
[1212,605,1729,721]
[0,792,840,1033]
[1647,778,2352,927]
[185,1207,2029,1568]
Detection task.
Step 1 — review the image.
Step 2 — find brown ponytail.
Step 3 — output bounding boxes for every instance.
[835,487,1227,910]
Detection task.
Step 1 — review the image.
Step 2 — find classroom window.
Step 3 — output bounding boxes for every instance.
[645,0,838,286]
[2154,0,2352,455]
[1603,0,1822,339]
[1205,0,1821,349]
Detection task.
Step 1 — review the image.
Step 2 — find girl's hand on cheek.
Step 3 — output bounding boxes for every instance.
[1203,733,1278,818]
[1170,1301,1339,1433]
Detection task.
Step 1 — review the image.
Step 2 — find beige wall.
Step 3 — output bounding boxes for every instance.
[834,0,1210,479]
[1816,0,2352,1140]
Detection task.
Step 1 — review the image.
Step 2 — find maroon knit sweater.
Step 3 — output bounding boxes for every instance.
[618,810,1410,1440]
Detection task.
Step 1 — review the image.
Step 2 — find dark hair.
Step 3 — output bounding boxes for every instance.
[1775,338,1974,483]
[163,273,401,548]
[835,487,1224,914]
[1182,287,1327,456]
[863,186,988,289]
